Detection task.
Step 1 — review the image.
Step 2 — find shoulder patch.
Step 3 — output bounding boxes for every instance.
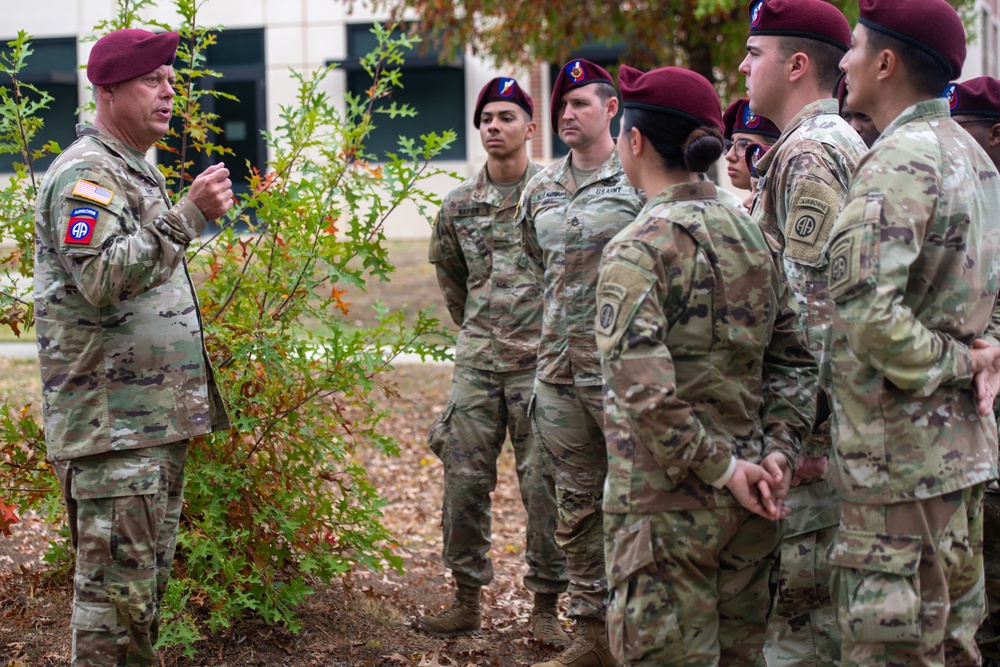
[784,180,842,267]
[64,207,99,245]
[71,180,114,206]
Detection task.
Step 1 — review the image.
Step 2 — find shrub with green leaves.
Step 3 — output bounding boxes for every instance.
[0,0,455,655]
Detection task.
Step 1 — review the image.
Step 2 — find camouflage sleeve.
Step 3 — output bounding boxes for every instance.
[986,295,1000,346]
[761,253,817,464]
[596,238,734,487]
[52,167,207,308]
[775,149,843,262]
[516,187,544,282]
[829,172,973,395]
[428,208,468,327]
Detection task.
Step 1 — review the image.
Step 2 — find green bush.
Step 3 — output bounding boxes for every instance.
[0,0,455,655]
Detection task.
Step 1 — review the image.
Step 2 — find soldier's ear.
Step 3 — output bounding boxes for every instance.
[989,122,1000,149]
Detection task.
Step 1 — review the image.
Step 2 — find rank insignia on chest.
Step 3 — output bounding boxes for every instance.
[71,179,114,206]
[65,207,99,245]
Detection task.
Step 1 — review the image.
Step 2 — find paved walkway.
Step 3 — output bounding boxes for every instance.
[0,342,36,359]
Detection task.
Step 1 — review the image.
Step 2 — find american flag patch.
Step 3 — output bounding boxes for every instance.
[71,180,114,206]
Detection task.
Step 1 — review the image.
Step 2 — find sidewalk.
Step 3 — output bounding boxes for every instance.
[0,342,36,359]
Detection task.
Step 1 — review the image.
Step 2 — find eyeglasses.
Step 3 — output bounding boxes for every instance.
[725,138,752,158]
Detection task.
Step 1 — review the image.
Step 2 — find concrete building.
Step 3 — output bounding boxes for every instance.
[5,0,1000,238]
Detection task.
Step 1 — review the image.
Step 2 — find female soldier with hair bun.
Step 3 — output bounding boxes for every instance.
[595,65,815,666]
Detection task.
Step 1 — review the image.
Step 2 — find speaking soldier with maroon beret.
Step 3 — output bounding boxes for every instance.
[830,1,1000,665]
[517,58,644,667]
[737,1,870,666]
[33,28,233,665]
[419,76,572,648]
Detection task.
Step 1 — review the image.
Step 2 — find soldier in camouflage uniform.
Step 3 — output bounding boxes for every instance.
[421,77,568,645]
[739,2,869,665]
[33,29,233,666]
[721,97,779,211]
[518,58,644,667]
[946,76,1000,666]
[599,64,815,667]
[830,2,1000,665]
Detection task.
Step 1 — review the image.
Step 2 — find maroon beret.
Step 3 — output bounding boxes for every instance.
[473,77,534,128]
[723,98,780,140]
[745,142,770,178]
[945,77,1000,118]
[859,0,965,78]
[618,65,723,133]
[550,58,614,133]
[88,29,180,86]
[748,0,851,52]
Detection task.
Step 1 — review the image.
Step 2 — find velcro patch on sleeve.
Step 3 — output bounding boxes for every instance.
[595,254,656,358]
[64,207,99,245]
[784,180,842,267]
[71,179,114,206]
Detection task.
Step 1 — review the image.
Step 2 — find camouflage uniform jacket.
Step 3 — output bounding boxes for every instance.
[519,150,644,386]
[827,98,1000,505]
[34,123,230,462]
[429,162,542,371]
[597,181,816,513]
[752,99,867,458]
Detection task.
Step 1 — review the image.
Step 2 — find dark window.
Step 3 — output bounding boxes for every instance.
[549,44,625,158]
[340,24,465,161]
[0,37,77,173]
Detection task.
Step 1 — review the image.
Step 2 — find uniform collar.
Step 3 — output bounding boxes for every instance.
[754,98,838,177]
[879,97,950,139]
[76,122,159,177]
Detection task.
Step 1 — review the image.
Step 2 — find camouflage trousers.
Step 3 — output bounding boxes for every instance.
[530,379,607,620]
[763,480,841,667]
[976,489,1000,663]
[427,365,566,593]
[830,484,986,667]
[52,441,188,667]
[604,508,781,666]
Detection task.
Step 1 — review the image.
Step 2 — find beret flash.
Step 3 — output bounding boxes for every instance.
[550,58,615,133]
[618,64,723,133]
[88,29,180,86]
[723,98,781,139]
[859,0,966,78]
[748,0,851,52]
[473,77,534,129]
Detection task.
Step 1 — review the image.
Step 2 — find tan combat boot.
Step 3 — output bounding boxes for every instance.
[418,584,481,636]
[530,616,616,667]
[531,592,570,647]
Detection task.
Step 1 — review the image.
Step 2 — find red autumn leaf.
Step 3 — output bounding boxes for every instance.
[0,500,19,536]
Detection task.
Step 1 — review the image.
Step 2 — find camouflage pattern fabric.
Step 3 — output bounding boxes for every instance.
[751,97,867,445]
[830,485,986,667]
[763,489,840,667]
[596,181,815,664]
[605,510,780,666]
[518,150,644,387]
[52,441,188,667]
[429,162,542,372]
[530,379,607,620]
[33,123,229,666]
[827,98,1000,506]
[751,98,866,667]
[427,365,567,593]
[33,123,230,463]
[977,489,1000,662]
[598,181,815,515]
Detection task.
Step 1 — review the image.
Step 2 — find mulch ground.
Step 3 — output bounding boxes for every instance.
[0,363,564,667]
